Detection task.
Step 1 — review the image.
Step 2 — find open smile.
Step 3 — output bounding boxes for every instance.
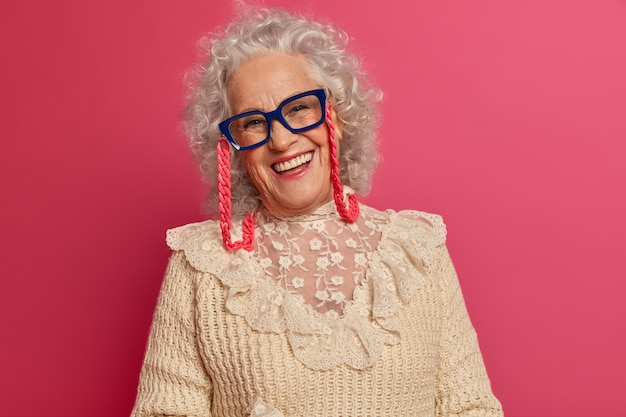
[272,151,314,174]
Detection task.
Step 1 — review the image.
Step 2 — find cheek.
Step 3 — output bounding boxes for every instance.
[240,149,259,172]
[240,151,267,184]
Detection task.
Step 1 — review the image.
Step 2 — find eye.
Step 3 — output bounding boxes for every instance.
[284,100,312,118]
[289,104,309,113]
[243,117,266,130]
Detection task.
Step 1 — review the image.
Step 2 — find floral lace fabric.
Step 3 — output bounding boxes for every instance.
[166,198,446,371]
[254,201,384,318]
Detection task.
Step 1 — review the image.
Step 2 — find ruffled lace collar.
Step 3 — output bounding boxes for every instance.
[166,205,446,371]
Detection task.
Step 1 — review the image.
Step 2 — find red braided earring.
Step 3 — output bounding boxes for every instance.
[326,102,360,223]
[216,139,255,251]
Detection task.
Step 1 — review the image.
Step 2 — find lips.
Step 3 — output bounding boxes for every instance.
[272,151,313,173]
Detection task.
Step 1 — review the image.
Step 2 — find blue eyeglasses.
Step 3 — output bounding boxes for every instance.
[219,88,327,151]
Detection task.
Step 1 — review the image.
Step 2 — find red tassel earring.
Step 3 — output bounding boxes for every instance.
[216,139,255,251]
[326,103,360,223]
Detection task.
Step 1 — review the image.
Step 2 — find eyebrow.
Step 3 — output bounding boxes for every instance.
[231,88,319,115]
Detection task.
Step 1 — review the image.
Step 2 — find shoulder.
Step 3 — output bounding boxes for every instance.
[166,219,221,251]
[361,206,449,290]
[389,209,446,244]
[165,219,234,275]
[361,205,449,275]
[362,205,447,248]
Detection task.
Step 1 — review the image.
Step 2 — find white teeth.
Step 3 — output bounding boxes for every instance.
[273,152,313,173]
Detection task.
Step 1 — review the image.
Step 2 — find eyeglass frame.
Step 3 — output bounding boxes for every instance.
[218,88,328,151]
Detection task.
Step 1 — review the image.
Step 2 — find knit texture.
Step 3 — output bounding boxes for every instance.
[131,204,503,417]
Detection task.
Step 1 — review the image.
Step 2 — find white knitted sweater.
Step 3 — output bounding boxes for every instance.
[131,204,503,416]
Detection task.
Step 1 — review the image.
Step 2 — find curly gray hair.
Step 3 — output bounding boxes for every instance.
[183,8,382,218]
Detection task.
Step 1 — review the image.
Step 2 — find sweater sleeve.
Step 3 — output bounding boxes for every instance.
[434,245,503,417]
[131,251,213,417]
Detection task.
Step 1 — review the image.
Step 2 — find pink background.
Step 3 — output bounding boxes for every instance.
[1,1,625,416]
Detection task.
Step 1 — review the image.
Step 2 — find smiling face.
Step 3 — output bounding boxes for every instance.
[226,52,343,217]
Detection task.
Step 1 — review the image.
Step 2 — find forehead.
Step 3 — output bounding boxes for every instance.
[227,52,319,112]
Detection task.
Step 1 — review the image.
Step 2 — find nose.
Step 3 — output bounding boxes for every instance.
[267,119,298,151]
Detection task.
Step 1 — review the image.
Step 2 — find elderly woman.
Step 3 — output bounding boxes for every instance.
[131,8,503,417]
